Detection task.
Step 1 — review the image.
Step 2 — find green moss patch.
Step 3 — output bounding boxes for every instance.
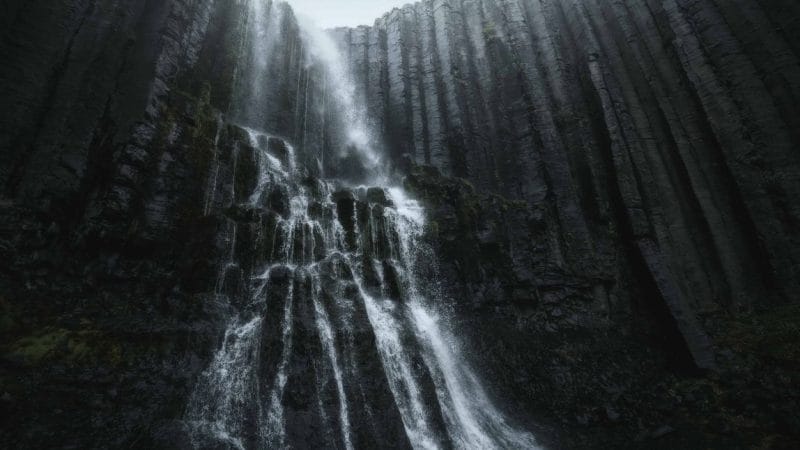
[5,327,125,367]
[716,302,800,367]
[7,328,70,365]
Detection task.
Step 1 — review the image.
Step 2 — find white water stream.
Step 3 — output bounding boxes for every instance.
[185,1,540,448]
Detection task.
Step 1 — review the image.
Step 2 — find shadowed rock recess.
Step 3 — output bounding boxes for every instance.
[0,0,798,449]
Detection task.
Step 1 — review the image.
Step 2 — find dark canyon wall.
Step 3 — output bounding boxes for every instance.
[0,0,798,448]
[329,2,800,445]
[0,1,413,447]
[331,0,800,367]
[1,1,296,447]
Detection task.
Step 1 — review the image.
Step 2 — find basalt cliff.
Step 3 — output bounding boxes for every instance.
[0,1,798,449]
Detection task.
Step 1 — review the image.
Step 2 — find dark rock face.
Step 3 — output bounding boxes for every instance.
[332,0,799,366]
[405,163,800,448]
[0,1,245,448]
[0,0,799,449]
[330,0,800,447]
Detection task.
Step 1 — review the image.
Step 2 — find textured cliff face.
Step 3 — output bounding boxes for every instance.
[1,1,245,447]
[403,163,800,448]
[331,0,800,370]
[1,0,799,448]
[329,0,800,446]
[0,1,539,448]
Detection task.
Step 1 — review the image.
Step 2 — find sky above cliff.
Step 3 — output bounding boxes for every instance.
[286,0,407,28]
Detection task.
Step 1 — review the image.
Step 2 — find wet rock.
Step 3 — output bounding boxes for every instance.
[267,137,291,167]
[224,204,260,223]
[382,260,403,301]
[334,190,358,250]
[220,264,244,299]
[366,187,394,207]
[307,200,325,220]
[605,405,620,422]
[332,189,356,203]
[267,185,291,218]
[651,425,675,439]
[312,225,326,262]
[360,257,383,298]
[234,144,259,203]
[144,421,195,450]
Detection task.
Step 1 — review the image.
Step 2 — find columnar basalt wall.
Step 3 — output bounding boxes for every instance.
[332,0,800,369]
[0,0,354,246]
[1,0,799,448]
[1,1,260,448]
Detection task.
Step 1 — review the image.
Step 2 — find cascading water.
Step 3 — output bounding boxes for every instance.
[184,1,540,448]
[294,13,384,177]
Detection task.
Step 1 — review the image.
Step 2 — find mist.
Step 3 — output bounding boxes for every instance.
[286,0,408,28]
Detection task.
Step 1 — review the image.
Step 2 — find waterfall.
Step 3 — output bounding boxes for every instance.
[295,12,384,179]
[311,272,355,450]
[184,1,540,448]
[234,0,284,128]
